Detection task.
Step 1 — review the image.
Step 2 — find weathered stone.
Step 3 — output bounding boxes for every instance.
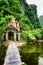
[6,18,20,41]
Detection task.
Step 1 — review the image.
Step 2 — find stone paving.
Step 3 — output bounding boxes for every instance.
[3,40,26,47]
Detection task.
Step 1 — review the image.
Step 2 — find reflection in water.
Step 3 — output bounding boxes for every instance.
[4,42,21,65]
[38,56,43,65]
[38,42,43,65]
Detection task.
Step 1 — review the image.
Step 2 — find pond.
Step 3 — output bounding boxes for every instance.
[20,42,43,65]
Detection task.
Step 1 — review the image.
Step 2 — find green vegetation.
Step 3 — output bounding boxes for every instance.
[20,42,43,65]
[0,0,43,65]
[25,4,41,28]
[0,0,42,42]
[0,15,14,43]
[0,0,33,31]
[20,0,41,28]
[21,28,43,42]
[0,0,35,42]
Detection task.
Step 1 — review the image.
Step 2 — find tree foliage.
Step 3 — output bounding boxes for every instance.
[0,0,42,42]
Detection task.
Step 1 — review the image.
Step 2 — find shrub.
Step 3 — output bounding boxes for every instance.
[0,45,6,65]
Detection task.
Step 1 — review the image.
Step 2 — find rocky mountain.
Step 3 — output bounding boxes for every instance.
[19,0,41,28]
[39,15,43,26]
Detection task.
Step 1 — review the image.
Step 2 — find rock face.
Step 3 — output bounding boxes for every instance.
[19,0,25,14]
[39,15,43,26]
[19,0,41,28]
[4,42,21,65]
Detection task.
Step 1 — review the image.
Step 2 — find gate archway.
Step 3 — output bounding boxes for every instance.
[5,18,20,41]
[8,31,14,40]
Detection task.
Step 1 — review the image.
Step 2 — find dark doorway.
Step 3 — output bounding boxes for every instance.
[16,34,18,41]
[8,32,14,40]
[4,35,6,41]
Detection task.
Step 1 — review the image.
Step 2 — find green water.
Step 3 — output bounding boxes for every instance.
[20,42,43,65]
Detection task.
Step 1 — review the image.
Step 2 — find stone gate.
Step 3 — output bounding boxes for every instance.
[6,18,20,41]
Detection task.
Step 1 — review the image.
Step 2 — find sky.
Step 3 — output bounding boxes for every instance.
[26,0,43,17]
